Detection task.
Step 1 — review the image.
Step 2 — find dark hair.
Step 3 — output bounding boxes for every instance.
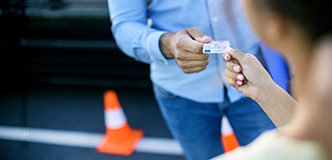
[255,0,331,41]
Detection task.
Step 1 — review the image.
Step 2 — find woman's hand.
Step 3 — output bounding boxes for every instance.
[223,47,296,127]
[222,47,274,101]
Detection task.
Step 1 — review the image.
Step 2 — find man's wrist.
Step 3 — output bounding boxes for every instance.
[159,32,175,59]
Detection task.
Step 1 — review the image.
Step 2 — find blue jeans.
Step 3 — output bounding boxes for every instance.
[153,84,275,160]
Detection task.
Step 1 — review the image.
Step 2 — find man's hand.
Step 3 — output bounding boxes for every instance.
[160,27,212,74]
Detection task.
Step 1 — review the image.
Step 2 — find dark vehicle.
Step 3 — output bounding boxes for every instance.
[0,1,186,160]
[0,0,151,88]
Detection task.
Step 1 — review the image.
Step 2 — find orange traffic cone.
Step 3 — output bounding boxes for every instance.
[221,116,240,152]
[96,90,144,156]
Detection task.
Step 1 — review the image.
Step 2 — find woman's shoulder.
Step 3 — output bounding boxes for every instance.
[211,129,328,160]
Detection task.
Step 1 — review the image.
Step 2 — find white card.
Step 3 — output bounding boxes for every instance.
[203,41,230,54]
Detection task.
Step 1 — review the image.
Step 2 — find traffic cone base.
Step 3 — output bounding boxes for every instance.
[221,133,240,152]
[97,126,144,156]
[96,90,144,156]
[221,116,240,152]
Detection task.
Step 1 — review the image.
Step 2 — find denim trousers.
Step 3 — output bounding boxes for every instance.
[153,84,275,160]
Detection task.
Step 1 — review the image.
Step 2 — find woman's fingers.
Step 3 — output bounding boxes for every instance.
[224,69,245,85]
[226,77,244,87]
[224,69,245,80]
[226,77,238,87]
[222,53,231,61]
[225,61,242,73]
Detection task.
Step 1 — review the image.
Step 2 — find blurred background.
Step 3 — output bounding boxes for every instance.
[0,0,185,159]
[1,0,151,86]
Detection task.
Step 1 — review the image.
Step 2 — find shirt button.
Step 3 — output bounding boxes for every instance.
[213,17,219,22]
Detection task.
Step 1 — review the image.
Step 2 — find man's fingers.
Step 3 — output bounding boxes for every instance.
[182,66,208,74]
[175,50,210,60]
[175,27,213,54]
[186,27,212,43]
[175,31,204,54]
[177,59,210,69]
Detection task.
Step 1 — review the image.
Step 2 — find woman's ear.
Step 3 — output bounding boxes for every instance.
[264,12,287,43]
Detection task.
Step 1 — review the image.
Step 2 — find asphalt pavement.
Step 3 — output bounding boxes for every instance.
[0,82,185,160]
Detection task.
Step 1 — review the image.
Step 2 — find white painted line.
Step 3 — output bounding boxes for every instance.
[136,137,183,155]
[0,125,183,156]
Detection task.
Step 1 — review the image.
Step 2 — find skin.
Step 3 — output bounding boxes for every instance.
[159,27,212,74]
[223,48,296,128]
[221,0,308,128]
[221,0,332,158]
[286,38,332,159]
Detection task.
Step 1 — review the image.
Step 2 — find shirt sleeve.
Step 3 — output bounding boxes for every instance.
[108,0,168,65]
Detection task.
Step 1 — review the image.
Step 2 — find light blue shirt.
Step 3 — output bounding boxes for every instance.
[108,0,260,103]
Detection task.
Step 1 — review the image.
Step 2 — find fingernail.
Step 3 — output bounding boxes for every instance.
[202,36,211,41]
[233,65,240,72]
[225,46,233,53]
[224,54,230,60]
[237,74,244,80]
[237,80,243,85]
